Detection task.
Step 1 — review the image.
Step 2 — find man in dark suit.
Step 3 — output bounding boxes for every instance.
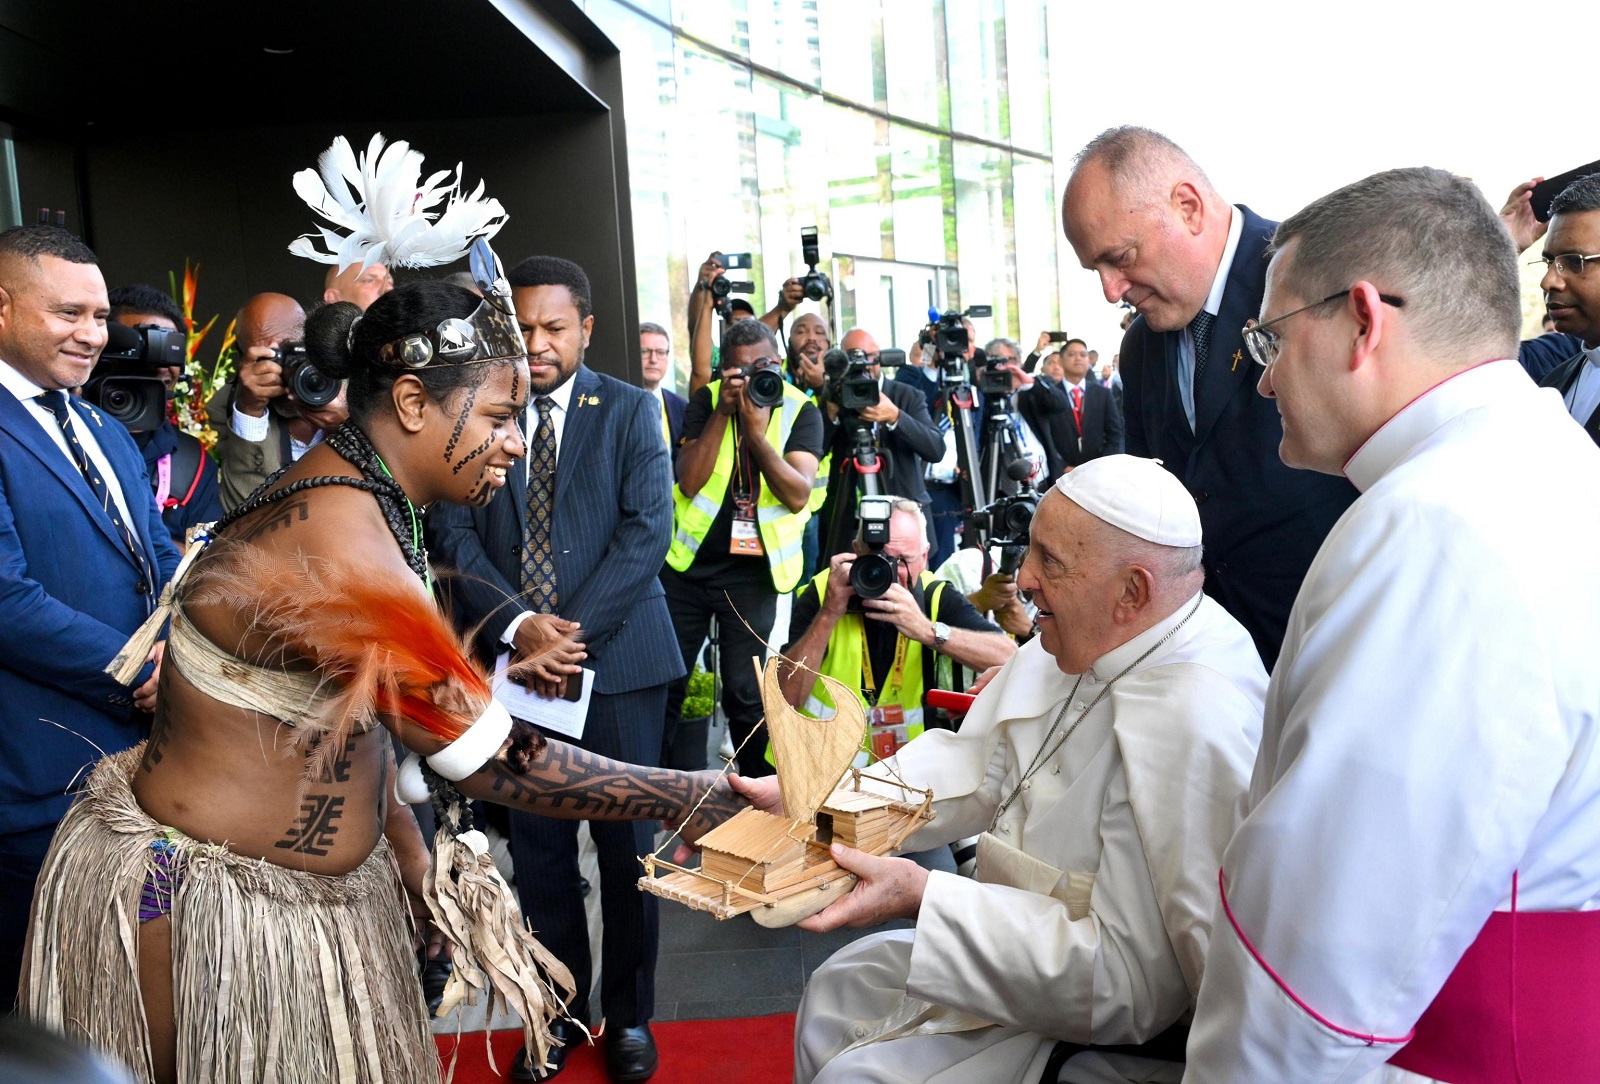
[1063,126,1358,668]
[0,225,181,1008]
[1019,336,1124,482]
[816,327,944,558]
[639,321,687,456]
[1533,174,1600,446]
[426,256,680,1082]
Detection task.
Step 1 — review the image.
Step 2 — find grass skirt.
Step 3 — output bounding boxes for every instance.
[19,745,440,1084]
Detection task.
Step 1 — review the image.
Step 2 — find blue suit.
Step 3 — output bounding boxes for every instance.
[0,385,180,1005]
[1118,206,1358,669]
[426,364,681,1029]
[663,386,688,457]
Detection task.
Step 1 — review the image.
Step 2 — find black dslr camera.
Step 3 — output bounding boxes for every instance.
[822,346,908,413]
[709,251,755,322]
[277,342,341,409]
[849,495,900,602]
[83,322,185,432]
[797,227,833,304]
[736,355,787,410]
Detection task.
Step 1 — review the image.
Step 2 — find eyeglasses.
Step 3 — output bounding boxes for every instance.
[640,348,671,359]
[1243,289,1406,369]
[1530,252,1600,278]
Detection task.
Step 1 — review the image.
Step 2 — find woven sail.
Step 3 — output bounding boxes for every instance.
[761,656,865,824]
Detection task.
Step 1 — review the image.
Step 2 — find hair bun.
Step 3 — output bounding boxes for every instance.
[304,300,364,380]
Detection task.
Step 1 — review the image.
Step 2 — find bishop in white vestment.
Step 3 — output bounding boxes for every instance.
[780,456,1267,1084]
[1186,169,1600,1083]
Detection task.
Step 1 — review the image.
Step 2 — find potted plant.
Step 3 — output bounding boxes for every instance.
[668,664,717,770]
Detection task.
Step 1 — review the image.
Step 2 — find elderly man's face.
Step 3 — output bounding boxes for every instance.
[1017,491,1128,674]
[1541,209,1600,347]
[326,262,393,310]
[1064,161,1212,334]
[885,508,930,585]
[1253,240,1353,474]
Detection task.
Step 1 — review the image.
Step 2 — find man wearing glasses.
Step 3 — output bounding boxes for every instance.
[638,320,687,456]
[1186,167,1600,1082]
[1533,175,1600,444]
[1062,126,1357,669]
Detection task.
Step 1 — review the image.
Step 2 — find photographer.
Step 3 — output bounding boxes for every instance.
[779,497,1013,758]
[686,250,791,397]
[206,292,349,510]
[663,318,822,776]
[815,328,943,557]
[102,285,223,547]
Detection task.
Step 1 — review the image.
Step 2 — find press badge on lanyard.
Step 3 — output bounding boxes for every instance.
[730,496,765,555]
[869,704,909,760]
[863,628,911,759]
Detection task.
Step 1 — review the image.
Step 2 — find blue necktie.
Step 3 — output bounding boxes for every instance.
[37,390,145,572]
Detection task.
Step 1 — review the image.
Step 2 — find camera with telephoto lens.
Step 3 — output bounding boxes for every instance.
[849,495,900,603]
[822,346,908,413]
[797,227,833,303]
[277,341,341,408]
[82,322,186,432]
[735,355,786,409]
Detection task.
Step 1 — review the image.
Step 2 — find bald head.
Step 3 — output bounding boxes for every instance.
[323,261,393,310]
[841,328,879,355]
[236,293,305,353]
[1062,126,1232,333]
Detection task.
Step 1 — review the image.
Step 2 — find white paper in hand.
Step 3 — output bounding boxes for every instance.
[492,653,593,740]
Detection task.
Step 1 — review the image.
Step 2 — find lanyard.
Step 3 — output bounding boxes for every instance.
[854,615,909,708]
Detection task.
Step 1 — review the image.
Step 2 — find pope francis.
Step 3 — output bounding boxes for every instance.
[736,454,1268,1084]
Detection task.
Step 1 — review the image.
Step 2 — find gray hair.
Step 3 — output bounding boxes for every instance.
[1551,174,1600,217]
[1071,126,1215,203]
[639,321,670,339]
[983,338,1022,357]
[1268,167,1521,363]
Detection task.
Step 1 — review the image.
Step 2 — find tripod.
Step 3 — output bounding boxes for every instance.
[820,416,883,560]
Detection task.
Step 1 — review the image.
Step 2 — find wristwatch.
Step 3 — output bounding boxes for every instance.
[931,621,952,648]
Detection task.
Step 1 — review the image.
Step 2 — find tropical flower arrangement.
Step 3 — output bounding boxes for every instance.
[166,260,236,450]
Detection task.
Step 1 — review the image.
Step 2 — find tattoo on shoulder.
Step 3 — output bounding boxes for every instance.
[235,497,311,543]
[274,793,345,856]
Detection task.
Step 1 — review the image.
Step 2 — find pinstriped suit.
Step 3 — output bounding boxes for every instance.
[426,364,682,1028]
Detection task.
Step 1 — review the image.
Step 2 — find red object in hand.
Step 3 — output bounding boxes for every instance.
[925,690,976,714]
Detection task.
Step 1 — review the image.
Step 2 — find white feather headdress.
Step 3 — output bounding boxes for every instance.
[287,133,508,271]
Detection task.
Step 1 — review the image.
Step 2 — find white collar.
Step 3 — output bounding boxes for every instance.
[1343,359,1523,492]
[535,371,580,413]
[1202,205,1245,318]
[0,357,50,403]
[1088,590,1206,683]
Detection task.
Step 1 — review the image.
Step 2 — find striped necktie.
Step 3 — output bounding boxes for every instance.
[37,390,145,571]
[521,396,559,613]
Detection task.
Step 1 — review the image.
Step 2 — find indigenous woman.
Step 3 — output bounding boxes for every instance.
[19,141,737,1084]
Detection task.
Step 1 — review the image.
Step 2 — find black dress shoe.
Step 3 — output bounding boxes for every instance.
[510,1019,583,1081]
[604,1023,657,1082]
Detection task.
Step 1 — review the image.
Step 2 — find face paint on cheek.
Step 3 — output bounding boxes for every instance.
[443,385,479,462]
[451,434,493,475]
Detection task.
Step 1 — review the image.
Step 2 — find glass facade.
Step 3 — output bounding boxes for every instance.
[582,0,1069,392]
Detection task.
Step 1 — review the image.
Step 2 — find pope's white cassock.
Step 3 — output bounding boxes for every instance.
[794,591,1266,1084]
[1186,360,1600,1082]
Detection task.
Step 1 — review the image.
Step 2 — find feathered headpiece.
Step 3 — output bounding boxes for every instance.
[288,133,506,271]
[288,133,525,369]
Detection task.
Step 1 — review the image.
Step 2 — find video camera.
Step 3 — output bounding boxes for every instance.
[82,322,186,432]
[797,227,833,304]
[821,346,907,413]
[966,460,1039,573]
[918,305,992,387]
[849,495,900,602]
[709,251,754,322]
[277,342,342,408]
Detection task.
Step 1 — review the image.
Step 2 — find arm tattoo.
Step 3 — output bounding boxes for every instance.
[274,793,346,856]
[234,497,311,543]
[461,742,743,835]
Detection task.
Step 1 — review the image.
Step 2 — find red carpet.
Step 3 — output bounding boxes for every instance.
[436,1014,795,1083]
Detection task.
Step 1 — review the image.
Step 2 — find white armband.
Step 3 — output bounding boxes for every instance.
[425,699,514,781]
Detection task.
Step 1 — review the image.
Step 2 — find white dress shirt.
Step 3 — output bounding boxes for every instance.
[0,359,137,530]
[1177,204,1245,431]
[230,404,324,460]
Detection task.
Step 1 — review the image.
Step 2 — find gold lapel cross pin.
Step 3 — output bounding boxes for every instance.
[1231,349,1243,372]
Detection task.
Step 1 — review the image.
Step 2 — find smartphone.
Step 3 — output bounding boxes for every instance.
[1046,331,1070,342]
[1532,160,1600,222]
[713,251,753,270]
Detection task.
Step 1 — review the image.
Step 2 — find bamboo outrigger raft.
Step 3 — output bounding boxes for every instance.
[638,657,933,927]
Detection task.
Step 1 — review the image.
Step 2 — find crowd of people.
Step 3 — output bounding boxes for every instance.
[0,120,1597,1084]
